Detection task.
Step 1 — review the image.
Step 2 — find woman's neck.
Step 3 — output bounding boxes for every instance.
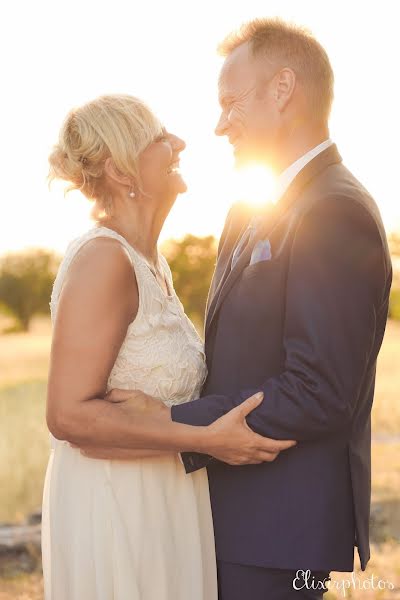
[97,200,169,266]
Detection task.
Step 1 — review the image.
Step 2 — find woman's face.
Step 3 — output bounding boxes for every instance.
[138,129,187,202]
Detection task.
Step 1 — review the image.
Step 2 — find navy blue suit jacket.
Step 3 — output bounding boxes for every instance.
[171,145,392,572]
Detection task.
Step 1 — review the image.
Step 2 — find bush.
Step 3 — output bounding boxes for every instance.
[0,250,60,332]
[389,288,400,321]
[163,235,217,331]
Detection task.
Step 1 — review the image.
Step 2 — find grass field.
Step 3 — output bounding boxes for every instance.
[0,318,51,524]
[0,316,399,598]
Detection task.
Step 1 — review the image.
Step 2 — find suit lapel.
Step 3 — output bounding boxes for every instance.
[205,144,343,336]
[205,203,277,335]
[206,223,247,316]
[205,206,254,331]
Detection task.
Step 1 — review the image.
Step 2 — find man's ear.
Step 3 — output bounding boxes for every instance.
[274,68,296,111]
[104,157,132,186]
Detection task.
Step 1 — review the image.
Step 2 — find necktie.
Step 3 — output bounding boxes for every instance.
[231,216,261,270]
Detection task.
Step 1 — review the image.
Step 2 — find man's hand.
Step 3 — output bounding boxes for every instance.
[205,392,297,465]
[76,388,296,465]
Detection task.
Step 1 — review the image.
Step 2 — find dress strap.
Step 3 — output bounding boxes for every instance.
[50,226,148,323]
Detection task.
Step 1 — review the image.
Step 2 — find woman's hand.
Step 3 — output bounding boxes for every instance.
[205,392,297,465]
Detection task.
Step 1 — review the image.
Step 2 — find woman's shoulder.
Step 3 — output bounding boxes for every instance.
[65,225,133,263]
[52,228,136,305]
[53,229,139,323]
[69,233,133,283]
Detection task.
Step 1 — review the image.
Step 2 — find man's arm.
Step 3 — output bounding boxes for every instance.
[172,195,388,471]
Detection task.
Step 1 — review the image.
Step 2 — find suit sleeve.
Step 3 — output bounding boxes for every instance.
[172,196,388,473]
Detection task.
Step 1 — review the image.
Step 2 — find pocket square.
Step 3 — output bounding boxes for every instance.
[250,239,272,265]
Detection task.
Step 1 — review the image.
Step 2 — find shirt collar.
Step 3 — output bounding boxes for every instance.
[273,138,333,202]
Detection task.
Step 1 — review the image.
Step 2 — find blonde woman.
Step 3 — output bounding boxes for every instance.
[42,95,293,600]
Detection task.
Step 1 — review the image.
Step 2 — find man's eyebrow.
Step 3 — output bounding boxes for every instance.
[219,93,234,107]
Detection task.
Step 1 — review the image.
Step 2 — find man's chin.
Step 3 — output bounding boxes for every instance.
[233,144,272,169]
[233,147,254,169]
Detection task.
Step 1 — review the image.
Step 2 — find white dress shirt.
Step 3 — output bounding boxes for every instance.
[273,138,333,202]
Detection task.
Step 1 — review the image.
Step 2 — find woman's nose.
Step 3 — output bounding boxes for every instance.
[171,134,186,152]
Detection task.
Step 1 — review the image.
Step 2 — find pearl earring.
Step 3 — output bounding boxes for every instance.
[128,188,136,198]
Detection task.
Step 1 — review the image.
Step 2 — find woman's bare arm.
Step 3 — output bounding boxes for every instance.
[47,237,208,452]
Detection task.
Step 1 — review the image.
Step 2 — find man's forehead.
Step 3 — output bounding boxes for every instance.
[220,44,251,77]
[218,43,253,93]
[218,42,277,95]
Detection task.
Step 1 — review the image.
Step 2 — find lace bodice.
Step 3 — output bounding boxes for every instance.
[50,226,207,406]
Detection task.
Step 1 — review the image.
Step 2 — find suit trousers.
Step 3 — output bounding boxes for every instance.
[217,561,331,600]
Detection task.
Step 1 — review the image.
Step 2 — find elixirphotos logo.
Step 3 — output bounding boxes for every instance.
[292,569,395,597]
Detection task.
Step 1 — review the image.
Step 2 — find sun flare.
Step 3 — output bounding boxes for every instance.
[232,164,277,207]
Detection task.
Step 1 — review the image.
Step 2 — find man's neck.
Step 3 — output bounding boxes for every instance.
[272,127,330,175]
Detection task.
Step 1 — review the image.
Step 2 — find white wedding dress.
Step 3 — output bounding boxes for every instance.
[41,226,218,600]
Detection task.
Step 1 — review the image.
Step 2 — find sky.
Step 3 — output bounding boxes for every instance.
[1,0,399,255]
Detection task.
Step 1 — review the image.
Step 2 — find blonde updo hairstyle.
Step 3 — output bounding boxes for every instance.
[48,94,164,217]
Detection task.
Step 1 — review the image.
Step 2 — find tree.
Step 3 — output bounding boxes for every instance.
[389,233,400,257]
[163,235,217,332]
[0,249,60,332]
[388,233,400,320]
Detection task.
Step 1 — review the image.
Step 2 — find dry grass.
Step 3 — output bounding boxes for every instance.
[372,320,400,434]
[0,317,51,523]
[0,573,43,600]
[0,317,51,388]
[0,380,49,523]
[327,543,400,599]
[327,442,400,599]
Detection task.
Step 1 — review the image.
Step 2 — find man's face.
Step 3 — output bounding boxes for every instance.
[215,42,279,167]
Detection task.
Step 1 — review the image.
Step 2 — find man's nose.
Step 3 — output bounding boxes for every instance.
[215,113,230,137]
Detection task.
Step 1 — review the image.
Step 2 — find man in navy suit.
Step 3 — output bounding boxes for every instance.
[171,18,392,599]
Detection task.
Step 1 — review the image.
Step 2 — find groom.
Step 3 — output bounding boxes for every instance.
[171,18,392,599]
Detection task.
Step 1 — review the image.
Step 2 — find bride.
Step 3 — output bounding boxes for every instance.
[42,94,293,600]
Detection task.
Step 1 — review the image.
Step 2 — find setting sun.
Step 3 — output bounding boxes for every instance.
[231,164,277,207]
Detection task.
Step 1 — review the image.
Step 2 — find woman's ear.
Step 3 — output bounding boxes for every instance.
[104,157,132,186]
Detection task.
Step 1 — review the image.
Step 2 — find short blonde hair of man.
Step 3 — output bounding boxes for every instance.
[48,94,163,216]
[218,18,334,124]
